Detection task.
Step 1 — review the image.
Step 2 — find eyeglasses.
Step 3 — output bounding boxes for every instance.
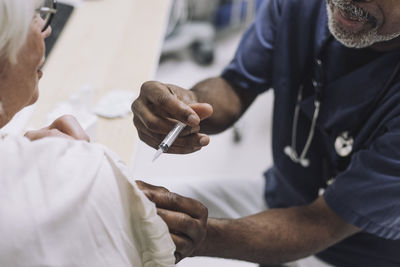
[36,0,57,32]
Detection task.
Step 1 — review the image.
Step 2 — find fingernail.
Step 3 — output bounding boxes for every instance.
[187,114,199,125]
[199,136,209,146]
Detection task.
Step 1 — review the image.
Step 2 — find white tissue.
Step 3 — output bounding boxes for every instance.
[93,90,136,119]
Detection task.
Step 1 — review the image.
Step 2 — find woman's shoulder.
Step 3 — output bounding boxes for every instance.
[0,134,113,186]
[0,133,106,160]
[0,133,176,266]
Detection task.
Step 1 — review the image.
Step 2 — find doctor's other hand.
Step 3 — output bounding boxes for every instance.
[136,180,208,263]
[25,115,90,142]
[131,81,213,154]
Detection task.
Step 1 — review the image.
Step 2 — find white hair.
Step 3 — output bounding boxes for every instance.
[0,0,38,64]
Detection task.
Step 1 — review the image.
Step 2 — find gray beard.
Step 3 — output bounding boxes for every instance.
[326,2,400,48]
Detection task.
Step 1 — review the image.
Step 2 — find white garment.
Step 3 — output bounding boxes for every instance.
[0,134,175,267]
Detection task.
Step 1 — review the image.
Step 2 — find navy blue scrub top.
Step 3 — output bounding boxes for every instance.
[221,0,400,266]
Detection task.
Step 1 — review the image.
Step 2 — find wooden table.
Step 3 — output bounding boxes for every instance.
[28,0,171,163]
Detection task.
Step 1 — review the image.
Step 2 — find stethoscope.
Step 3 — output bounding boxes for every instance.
[284,36,400,168]
[284,58,324,168]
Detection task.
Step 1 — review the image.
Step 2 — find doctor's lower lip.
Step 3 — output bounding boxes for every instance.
[333,6,371,33]
[37,69,43,79]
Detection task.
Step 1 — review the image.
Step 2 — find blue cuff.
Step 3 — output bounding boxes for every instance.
[324,189,400,240]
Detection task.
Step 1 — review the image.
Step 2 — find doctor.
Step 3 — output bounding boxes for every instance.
[133,0,400,266]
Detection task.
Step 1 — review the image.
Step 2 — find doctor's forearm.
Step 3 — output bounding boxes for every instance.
[191,77,256,134]
[195,197,359,264]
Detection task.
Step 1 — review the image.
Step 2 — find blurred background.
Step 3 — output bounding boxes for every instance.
[132,1,273,266]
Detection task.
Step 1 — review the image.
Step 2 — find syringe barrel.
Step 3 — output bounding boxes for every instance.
[159,121,186,152]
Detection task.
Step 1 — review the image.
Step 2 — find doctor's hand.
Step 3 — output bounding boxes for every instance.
[25,115,90,142]
[136,180,208,263]
[131,81,213,154]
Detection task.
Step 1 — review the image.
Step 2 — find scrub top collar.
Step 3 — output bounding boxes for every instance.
[297,3,400,161]
[299,46,400,164]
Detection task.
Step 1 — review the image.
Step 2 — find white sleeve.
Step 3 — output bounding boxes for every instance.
[0,135,175,267]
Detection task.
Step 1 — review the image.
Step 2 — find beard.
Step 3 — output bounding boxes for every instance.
[326,0,400,48]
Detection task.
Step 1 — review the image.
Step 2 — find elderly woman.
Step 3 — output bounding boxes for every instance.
[0,0,176,265]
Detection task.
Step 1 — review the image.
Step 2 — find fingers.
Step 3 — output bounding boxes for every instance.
[158,208,206,237]
[180,124,201,136]
[179,103,213,136]
[24,115,90,142]
[132,81,213,154]
[135,181,208,262]
[174,252,183,264]
[134,116,210,154]
[157,206,207,260]
[165,134,210,154]
[136,181,208,220]
[49,115,90,142]
[132,98,177,135]
[190,103,213,121]
[133,110,201,139]
[136,180,170,195]
[25,128,75,141]
[137,81,200,127]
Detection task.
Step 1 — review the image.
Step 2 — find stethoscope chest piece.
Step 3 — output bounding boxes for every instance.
[335,131,354,157]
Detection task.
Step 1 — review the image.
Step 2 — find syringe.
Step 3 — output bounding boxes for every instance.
[153,121,186,162]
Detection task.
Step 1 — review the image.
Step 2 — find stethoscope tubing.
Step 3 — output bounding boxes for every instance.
[285,34,400,166]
